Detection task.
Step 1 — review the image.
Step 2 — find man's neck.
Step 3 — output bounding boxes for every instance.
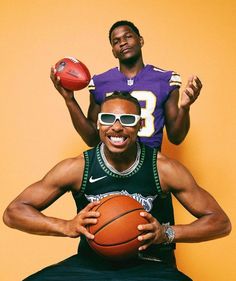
[119,56,145,79]
[103,144,138,173]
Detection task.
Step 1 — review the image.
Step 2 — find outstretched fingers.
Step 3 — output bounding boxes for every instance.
[186,75,202,99]
[181,75,203,107]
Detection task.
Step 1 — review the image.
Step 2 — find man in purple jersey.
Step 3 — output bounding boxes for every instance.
[51,20,202,149]
[89,67,182,148]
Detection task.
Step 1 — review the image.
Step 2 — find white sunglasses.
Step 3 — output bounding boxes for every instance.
[98,113,141,127]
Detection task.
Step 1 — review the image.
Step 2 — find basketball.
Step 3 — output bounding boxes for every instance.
[54,57,91,91]
[87,194,148,260]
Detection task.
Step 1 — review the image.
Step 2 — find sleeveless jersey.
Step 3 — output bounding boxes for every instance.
[88,65,181,148]
[72,143,175,259]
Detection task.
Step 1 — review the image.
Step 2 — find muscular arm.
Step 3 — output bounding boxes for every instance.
[51,67,100,147]
[158,154,231,242]
[3,156,99,238]
[138,154,231,250]
[165,76,202,145]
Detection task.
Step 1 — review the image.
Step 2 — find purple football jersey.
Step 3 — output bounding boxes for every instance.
[88,65,181,148]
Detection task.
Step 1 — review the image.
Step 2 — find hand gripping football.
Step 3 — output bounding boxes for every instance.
[55,57,91,91]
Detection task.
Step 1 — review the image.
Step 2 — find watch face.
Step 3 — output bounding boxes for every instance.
[165,226,175,243]
[166,227,174,236]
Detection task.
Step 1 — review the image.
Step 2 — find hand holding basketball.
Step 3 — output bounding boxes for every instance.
[137,211,165,251]
[65,201,100,239]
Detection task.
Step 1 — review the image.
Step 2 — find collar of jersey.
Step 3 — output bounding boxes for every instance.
[96,142,145,178]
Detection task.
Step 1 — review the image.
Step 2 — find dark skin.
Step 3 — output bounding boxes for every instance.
[50,25,202,147]
[3,98,231,249]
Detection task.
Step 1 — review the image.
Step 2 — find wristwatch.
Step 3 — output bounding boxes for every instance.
[163,223,175,244]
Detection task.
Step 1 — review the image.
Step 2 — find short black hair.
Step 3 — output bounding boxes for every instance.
[109,20,141,43]
[102,91,141,115]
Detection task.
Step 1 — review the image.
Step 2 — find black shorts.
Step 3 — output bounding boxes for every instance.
[23,253,192,281]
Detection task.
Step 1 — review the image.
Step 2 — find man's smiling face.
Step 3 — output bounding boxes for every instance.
[98,98,141,154]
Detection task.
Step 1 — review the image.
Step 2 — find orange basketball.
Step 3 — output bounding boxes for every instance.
[87,194,148,260]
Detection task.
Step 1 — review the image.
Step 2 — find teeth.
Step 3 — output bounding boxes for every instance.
[110,136,125,144]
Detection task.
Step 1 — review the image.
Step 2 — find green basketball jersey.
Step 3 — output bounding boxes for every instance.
[72,143,175,260]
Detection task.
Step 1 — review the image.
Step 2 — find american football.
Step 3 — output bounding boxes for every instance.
[54,57,91,91]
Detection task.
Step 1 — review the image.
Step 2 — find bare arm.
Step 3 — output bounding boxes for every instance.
[159,155,231,242]
[3,156,100,239]
[138,153,231,250]
[165,76,202,145]
[50,67,100,147]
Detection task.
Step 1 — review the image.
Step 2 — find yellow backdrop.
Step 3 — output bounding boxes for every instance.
[1,1,235,280]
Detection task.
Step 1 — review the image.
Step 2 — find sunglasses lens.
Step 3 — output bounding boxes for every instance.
[100,114,116,124]
[120,115,136,125]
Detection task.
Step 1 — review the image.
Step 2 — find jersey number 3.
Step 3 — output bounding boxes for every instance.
[131,91,157,137]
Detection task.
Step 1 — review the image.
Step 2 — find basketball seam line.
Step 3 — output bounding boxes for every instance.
[92,230,146,247]
[92,207,144,235]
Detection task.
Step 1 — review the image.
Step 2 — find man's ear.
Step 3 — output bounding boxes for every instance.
[140,36,144,47]
[97,121,100,130]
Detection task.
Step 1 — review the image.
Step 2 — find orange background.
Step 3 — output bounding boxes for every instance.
[1,1,235,280]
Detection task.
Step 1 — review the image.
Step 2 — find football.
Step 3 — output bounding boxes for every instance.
[54,57,91,91]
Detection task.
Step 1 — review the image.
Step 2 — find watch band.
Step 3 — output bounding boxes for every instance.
[162,223,175,244]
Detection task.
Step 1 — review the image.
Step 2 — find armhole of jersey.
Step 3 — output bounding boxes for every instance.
[80,151,89,194]
[152,149,162,195]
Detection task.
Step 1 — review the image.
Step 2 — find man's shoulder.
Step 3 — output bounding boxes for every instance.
[88,67,119,91]
[147,65,181,85]
[157,152,186,180]
[93,67,118,80]
[60,154,85,170]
